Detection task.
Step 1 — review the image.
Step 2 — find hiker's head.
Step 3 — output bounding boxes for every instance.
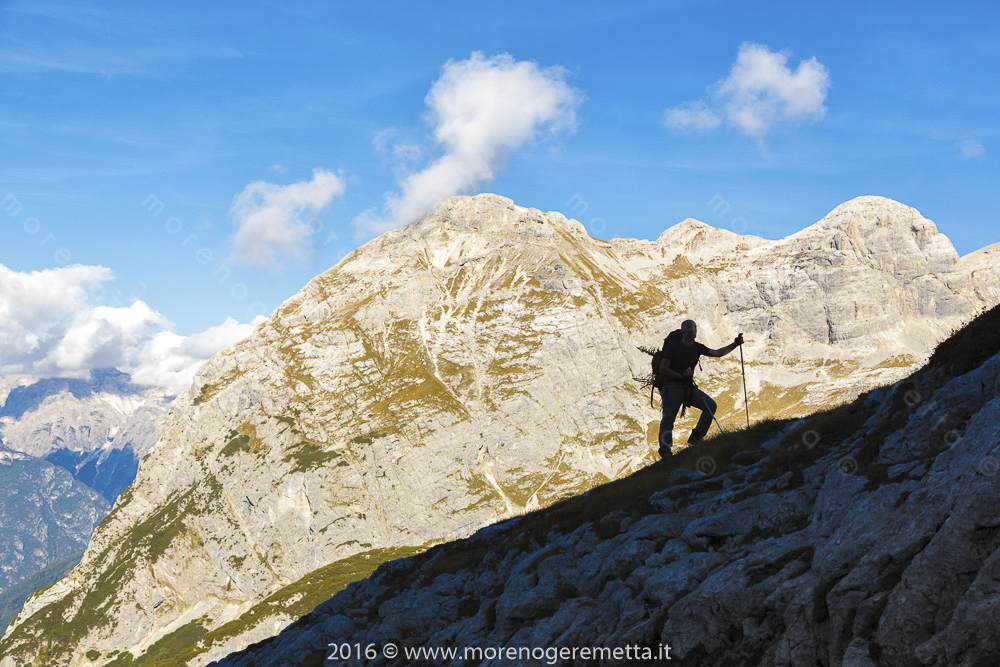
[681,319,697,341]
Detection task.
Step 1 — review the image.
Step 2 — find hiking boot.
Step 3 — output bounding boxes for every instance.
[658,446,672,459]
[688,431,706,444]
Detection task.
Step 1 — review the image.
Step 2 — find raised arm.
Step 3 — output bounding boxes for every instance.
[707,333,744,358]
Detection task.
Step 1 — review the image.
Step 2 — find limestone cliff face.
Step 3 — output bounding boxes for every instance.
[1,194,997,665]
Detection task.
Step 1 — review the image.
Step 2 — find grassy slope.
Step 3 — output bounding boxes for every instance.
[0,551,84,636]
[97,546,426,666]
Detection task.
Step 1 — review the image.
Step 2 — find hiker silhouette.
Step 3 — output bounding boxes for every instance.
[656,320,743,458]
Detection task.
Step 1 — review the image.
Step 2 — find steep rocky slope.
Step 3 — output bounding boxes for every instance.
[0,551,82,635]
[216,303,1000,667]
[0,448,108,591]
[1,194,997,666]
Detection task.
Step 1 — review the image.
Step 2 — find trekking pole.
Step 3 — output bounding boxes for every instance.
[739,333,750,428]
[702,397,725,434]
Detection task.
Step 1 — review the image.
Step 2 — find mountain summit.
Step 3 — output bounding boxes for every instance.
[2,194,997,665]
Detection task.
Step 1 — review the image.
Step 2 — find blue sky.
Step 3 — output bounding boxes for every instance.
[1,0,997,392]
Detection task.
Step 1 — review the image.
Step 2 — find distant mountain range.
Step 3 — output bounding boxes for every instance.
[0,368,168,505]
[0,448,107,592]
[0,369,168,600]
[1,194,998,665]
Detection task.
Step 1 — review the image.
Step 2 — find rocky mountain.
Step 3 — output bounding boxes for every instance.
[216,302,1000,667]
[0,368,169,504]
[0,448,108,592]
[1,194,997,666]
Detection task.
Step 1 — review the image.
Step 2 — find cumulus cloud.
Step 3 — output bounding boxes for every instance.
[228,168,345,269]
[959,139,985,159]
[354,51,583,239]
[0,263,262,395]
[664,42,831,140]
[0,264,113,361]
[38,300,168,375]
[129,316,264,393]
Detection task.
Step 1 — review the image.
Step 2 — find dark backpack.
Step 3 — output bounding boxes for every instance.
[649,329,683,406]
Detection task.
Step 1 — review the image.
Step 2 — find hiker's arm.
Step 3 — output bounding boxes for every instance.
[707,334,745,358]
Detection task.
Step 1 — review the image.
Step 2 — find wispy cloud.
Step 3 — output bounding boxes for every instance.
[354,51,583,240]
[0,263,260,394]
[228,168,346,270]
[959,139,985,159]
[664,42,831,141]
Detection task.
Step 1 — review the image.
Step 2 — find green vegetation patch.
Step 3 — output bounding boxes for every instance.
[219,426,265,459]
[283,440,342,473]
[132,489,197,561]
[192,384,211,406]
[221,434,252,457]
[158,546,427,665]
[134,617,210,666]
[0,550,84,634]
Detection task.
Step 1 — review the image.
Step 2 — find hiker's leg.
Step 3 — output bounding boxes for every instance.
[658,384,684,453]
[690,389,717,440]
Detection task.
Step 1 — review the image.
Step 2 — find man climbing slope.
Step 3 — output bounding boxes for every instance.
[658,319,743,458]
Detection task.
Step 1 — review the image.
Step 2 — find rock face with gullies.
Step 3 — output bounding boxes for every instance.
[1,194,997,666]
[213,305,1000,667]
[0,448,109,591]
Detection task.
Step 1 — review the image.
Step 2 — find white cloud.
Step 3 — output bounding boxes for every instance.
[270,163,289,174]
[0,263,263,395]
[354,52,583,239]
[960,139,985,159]
[228,168,345,269]
[39,301,168,374]
[129,316,264,394]
[664,42,830,140]
[0,264,114,361]
[663,100,723,132]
